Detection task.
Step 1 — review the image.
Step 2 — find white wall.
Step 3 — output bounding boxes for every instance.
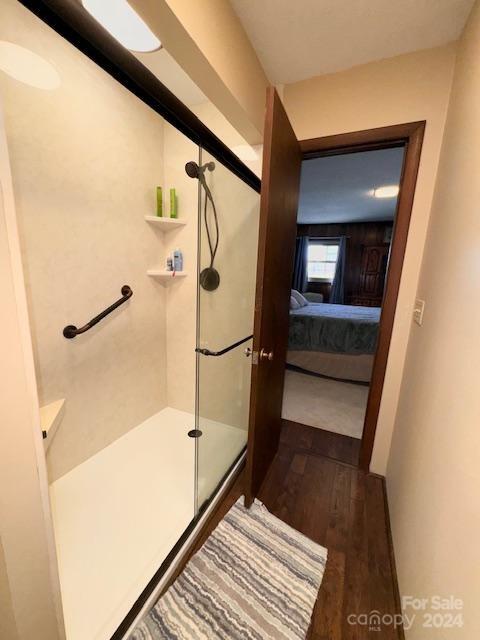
[0,105,64,639]
[386,2,480,636]
[0,0,169,481]
[162,121,199,415]
[283,44,457,473]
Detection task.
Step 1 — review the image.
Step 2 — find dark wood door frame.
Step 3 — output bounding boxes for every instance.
[299,121,425,471]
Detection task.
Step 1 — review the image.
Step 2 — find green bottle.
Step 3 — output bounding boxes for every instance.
[156,187,163,217]
[169,188,178,218]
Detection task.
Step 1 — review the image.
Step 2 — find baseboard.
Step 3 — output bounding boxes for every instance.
[117,451,245,639]
[381,476,405,640]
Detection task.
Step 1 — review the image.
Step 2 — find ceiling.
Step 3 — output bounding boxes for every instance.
[230,0,474,84]
[298,147,405,225]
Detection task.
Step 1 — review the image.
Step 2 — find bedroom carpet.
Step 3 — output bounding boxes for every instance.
[130,498,327,640]
[281,369,368,439]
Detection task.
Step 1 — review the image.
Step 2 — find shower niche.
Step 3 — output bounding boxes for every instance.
[144,204,189,282]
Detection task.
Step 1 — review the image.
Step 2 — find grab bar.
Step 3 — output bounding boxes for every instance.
[195,334,253,357]
[63,285,133,339]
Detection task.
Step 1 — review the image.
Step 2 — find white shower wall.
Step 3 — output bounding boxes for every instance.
[1,0,258,487]
[0,0,196,481]
[162,122,199,416]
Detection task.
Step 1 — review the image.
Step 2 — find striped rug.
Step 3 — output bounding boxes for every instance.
[130,498,327,639]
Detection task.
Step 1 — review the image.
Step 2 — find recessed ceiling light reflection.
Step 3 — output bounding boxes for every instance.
[0,41,60,90]
[82,0,161,53]
[373,185,399,199]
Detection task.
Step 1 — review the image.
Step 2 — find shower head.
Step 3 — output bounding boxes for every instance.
[185,161,215,179]
[184,161,198,179]
[185,159,220,292]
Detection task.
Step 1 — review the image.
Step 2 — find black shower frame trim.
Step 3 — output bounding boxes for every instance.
[18,0,261,194]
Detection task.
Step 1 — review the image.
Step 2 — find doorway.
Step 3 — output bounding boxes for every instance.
[246,101,424,503]
[282,122,425,470]
[282,145,405,466]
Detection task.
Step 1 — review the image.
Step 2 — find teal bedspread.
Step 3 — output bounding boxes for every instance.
[288,303,381,355]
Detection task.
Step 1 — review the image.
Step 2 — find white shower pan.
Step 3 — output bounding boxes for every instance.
[49,406,246,640]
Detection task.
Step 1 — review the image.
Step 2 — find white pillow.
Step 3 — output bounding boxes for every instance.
[291,289,309,307]
[290,296,301,310]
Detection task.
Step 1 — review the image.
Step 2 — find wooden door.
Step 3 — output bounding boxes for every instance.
[355,245,389,305]
[245,88,302,506]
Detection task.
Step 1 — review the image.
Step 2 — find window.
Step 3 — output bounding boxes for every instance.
[307,240,339,282]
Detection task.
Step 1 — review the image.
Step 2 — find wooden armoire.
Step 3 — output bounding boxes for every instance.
[351,245,389,307]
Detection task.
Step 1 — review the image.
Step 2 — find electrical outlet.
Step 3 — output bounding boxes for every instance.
[413,298,425,326]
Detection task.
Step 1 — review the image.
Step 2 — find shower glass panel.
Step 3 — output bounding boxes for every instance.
[195,149,260,510]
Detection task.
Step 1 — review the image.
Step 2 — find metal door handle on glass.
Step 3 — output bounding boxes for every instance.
[195,335,253,357]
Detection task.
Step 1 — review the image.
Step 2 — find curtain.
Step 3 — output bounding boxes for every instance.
[292,236,309,292]
[330,236,346,304]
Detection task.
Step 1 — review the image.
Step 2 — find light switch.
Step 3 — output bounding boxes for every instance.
[413,298,425,326]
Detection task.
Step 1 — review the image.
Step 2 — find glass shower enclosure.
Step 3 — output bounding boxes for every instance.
[195,149,260,510]
[1,2,260,638]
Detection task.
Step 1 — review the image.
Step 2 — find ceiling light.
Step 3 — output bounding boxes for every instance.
[0,41,60,90]
[82,0,161,53]
[373,185,399,199]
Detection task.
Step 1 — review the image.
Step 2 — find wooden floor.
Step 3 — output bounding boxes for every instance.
[172,420,402,639]
[281,418,361,466]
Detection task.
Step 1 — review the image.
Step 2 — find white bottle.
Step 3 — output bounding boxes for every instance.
[173,249,183,272]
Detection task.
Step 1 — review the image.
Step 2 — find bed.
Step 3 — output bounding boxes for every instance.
[287,302,381,383]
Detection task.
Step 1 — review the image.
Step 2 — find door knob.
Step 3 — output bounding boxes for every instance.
[244,347,252,357]
[259,348,274,361]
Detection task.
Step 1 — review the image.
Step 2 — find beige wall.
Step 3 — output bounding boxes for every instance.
[283,45,457,474]
[162,121,198,415]
[0,108,64,638]
[0,537,19,640]
[193,101,263,177]
[131,0,268,144]
[386,3,480,637]
[165,0,268,134]
[1,0,170,481]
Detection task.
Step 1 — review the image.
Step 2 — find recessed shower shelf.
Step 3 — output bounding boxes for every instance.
[40,398,65,451]
[144,215,186,229]
[147,269,188,281]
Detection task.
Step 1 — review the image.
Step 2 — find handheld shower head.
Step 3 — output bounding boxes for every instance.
[184,161,215,179]
[185,161,200,179]
[184,159,220,291]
